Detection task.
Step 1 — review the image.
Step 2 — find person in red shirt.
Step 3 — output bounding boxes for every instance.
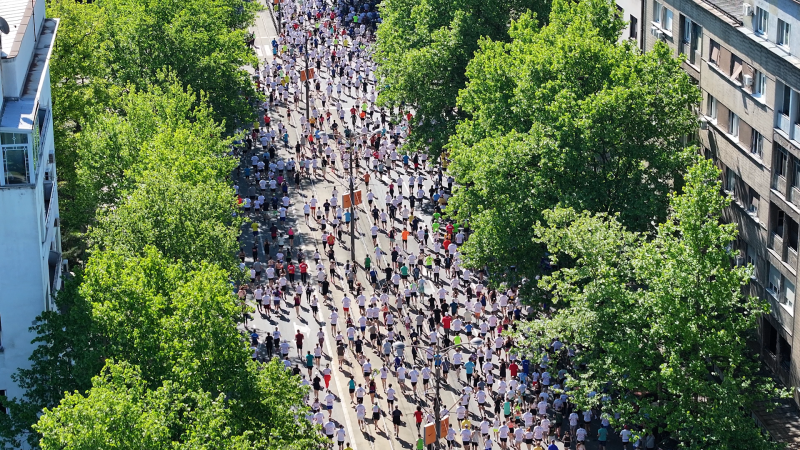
[287,263,296,283]
[295,331,304,356]
[509,361,519,379]
[411,406,424,434]
[442,239,451,253]
[327,234,335,247]
[299,261,309,284]
[442,314,452,336]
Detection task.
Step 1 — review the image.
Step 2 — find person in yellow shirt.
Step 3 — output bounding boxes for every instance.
[533,443,544,450]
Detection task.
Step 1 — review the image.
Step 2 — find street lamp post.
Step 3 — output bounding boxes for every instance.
[304,30,311,121]
[349,141,356,263]
[394,337,485,448]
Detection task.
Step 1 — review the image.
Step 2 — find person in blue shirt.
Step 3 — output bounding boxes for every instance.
[548,440,559,450]
[465,359,476,385]
[344,211,351,224]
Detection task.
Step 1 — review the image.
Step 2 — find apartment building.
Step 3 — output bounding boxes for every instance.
[640,0,800,408]
[0,0,61,406]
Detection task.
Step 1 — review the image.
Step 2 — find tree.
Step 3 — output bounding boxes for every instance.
[48,0,257,263]
[374,0,551,156]
[89,170,240,270]
[35,361,254,450]
[446,0,700,279]
[72,78,237,258]
[517,159,784,449]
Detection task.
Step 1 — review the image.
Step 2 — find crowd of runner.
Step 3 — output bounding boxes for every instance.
[232,0,657,449]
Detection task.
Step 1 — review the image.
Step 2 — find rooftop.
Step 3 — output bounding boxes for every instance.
[694,0,744,27]
[0,17,57,131]
[0,0,37,59]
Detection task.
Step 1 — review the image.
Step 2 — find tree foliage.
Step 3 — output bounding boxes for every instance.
[517,159,783,449]
[48,0,257,262]
[446,0,700,278]
[34,360,312,450]
[374,0,551,156]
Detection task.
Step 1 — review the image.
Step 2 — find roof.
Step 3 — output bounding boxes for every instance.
[0,18,57,130]
[695,0,744,26]
[0,0,33,58]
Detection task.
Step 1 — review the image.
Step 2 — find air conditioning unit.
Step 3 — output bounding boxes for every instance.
[743,74,753,86]
[743,3,753,16]
[736,255,745,267]
[650,26,663,38]
[699,119,709,130]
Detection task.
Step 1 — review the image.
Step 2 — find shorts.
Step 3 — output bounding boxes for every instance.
[373,412,381,421]
[500,438,507,443]
[327,405,333,410]
[524,439,533,445]
[349,388,355,394]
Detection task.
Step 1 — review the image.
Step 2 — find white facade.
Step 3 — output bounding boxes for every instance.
[617,0,645,49]
[0,0,61,405]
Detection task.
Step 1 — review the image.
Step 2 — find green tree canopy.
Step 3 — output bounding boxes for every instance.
[34,361,302,450]
[446,0,700,278]
[72,78,236,238]
[89,171,240,269]
[517,159,782,449]
[374,0,551,156]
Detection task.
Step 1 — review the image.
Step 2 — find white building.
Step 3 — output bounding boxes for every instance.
[0,0,61,405]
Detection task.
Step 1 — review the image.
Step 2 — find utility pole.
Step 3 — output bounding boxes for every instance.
[433,342,442,449]
[349,136,356,263]
[304,30,310,121]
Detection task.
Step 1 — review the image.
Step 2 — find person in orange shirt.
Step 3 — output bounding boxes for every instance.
[401,228,410,251]
[363,171,370,189]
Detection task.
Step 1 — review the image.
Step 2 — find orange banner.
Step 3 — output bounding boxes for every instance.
[342,190,362,209]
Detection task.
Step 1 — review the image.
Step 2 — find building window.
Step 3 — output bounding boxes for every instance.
[729,111,740,138]
[765,318,778,354]
[726,167,738,196]
[755,71,767,98]
[752,131,764,158]
[653,1,662,24]
[769,263,782,297]
[783,278,796,313]
[731,56,744,84]
[707,95,717,121]
[756,7,769,36]
[747,243,760,280]
[748,190,760,216]
[788,217,799,252]
[781,85,792,116]
[0,133,30,185]
[630,15,638,40]
[682,17,703,65]
[775,208,786,237]
[653,1,673,31]
[778,19,791,50]
[709,39,720,65]
[776,146,789,177]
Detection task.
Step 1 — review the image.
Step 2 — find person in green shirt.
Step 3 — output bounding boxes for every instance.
[364,255,371,271]
[400,264,409,277]
[597,427,608,449]
[305,351,314,376]
[416,437,424,450]
[433,212,441,222]
[432,222,440,234]
[453,334,462,346]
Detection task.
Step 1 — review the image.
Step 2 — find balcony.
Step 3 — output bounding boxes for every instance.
[778,114,791,134]
[48,249,61,294]
[44,179,54,225]
[771,232,785,253]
